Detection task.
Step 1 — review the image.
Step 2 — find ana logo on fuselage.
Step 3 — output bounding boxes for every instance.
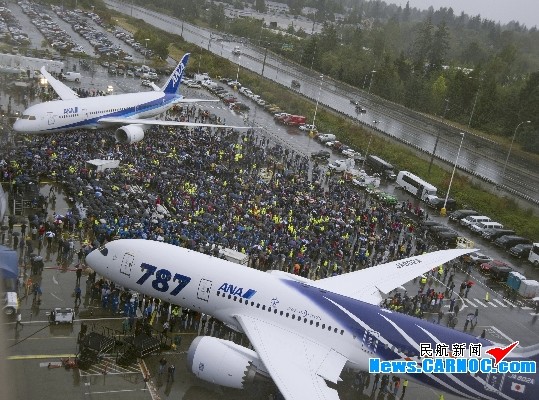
[64,106,78,114]
[219,283,257,299]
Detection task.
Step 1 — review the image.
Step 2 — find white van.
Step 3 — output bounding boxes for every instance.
[61,71,81,82]
[470,221,503,234]
[461,215,491,228]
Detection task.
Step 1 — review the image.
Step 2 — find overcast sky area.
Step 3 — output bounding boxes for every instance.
[398,0,538,28]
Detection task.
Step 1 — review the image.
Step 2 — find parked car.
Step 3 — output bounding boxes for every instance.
[482,228,516,241]
[141,80,152,87]
[186,82,201,88]
[508,243,533,258]
[461,252,493,266]
[448,209,478,221]
[291,79,300,88]
[299,124,317,132]
[494,235,532,250]
[232,102,250,112]
[328,159,349,172]
[424,195,457,211]
[311,150,331,161]
[480,260,512,276]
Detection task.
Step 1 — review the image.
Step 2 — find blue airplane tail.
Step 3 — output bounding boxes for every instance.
[162,53,190,94]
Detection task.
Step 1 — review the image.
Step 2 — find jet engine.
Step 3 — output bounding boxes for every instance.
[187,336,270,389]
[115,124,145,144]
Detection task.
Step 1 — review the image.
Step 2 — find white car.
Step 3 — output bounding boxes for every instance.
[325,141,335,147]
[256,98,266,106]
[227,80,241,88]
[299,124,317,132]
[187,82,202,88]
[328,159,348,172]
[342,149,357,158]
[239,87,252,96]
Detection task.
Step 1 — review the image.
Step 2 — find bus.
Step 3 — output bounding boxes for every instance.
[366,155,396,180]
[396,171,437,200]
[529,243,539,267]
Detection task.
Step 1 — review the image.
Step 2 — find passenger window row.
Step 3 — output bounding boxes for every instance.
[217,291,345,336]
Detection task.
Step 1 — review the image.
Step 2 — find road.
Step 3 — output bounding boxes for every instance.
[105,0,539,207]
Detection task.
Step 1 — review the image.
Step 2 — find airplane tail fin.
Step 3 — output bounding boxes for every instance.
[162,53,190,94]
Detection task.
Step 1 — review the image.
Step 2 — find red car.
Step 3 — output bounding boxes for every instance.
[479,260,511,274]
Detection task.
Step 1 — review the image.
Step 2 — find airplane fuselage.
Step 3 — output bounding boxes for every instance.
[87,240,537,400]
[13,91,181,133]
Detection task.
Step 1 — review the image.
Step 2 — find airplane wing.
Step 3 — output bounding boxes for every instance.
[176,98,219,103]
[40,67,79,100]
[97,117,251,129]
[235,314,346,400]
[313,248,475,305]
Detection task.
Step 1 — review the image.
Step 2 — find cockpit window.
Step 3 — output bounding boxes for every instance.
[98,246,108,256]
[29,116,36,120]
[21,115,29,119]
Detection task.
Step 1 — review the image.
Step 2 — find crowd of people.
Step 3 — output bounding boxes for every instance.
[2,108,433,282]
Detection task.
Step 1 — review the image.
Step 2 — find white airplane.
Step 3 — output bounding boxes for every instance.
[13,53,245,143]
[86,240,539,400]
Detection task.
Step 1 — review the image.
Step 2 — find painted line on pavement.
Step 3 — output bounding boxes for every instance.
[492,299,507,307]
[8,354,77,360]
[474,299,489,308]
[84,389,148,395]
[489,326,515,343]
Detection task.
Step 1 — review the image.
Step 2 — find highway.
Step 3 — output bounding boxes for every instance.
[106,0,539,207]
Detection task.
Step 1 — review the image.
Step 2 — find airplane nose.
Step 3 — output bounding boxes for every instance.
[13,119,22,132]
[85,247,103,271]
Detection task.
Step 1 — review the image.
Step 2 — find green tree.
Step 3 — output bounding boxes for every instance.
[254,0,266,13]
[412,17,434,70]
[209,4,226,30]
[431,74,448,114]
[429,21,450,70]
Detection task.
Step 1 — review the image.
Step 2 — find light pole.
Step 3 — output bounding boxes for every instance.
[502,120,531,179]
[144,38,150,63]
[468,77,482,128]
[442,132,465,215]
[361,121,378,170]
[311,74,324,135]
[368,70,376,94]
[428,98,450,175]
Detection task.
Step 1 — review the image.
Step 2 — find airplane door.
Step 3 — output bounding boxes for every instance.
[483,372,506,393]
[197,279,212,302]
[120,253,134,278]
[47,113,57,125]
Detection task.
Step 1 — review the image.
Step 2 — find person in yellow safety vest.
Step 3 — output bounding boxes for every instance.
[421,276,427,285]
[438,266,444,277]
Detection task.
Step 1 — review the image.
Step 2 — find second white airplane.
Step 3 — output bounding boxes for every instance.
[13,53,243,143]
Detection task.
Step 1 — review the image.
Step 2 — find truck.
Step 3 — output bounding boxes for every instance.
[194,72,211,84]
[366,155,396,180]
[283,115,307,126]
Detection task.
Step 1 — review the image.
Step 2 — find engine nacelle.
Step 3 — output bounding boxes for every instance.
[187,336,269,389]
[115,124,145,144]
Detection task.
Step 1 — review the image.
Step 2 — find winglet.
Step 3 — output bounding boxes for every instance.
[162,53,190,94]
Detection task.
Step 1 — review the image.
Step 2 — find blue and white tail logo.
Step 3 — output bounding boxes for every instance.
[162,53,190,94]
